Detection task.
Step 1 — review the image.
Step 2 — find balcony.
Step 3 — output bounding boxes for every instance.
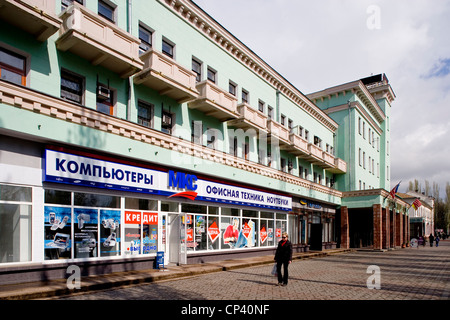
[267,119,290,147]
[188,80,239,121]
[308,143,324,163]
[56,3,143,78]
[329,157,347,174]
[282,125,309,156]
[228,103,268,133]
[0,0,61,41]
[134,49,199,103]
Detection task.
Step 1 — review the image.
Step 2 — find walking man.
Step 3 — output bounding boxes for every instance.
[274,232,293,286]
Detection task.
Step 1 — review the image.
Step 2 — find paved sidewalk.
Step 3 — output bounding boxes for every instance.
[0,248,350,300]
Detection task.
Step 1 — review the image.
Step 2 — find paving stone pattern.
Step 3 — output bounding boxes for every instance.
[61,241,449,300]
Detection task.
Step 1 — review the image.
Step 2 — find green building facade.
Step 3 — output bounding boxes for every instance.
[0,0,408,283]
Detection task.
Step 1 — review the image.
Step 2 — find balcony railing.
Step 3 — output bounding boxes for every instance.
[228,103,268,133]
[134,49,199,103]
[330,157,347,174]
[188,80,239,121]
[308,143,324,163]
[56,3,143,78]
[0,0,61,41]
[267,119,290,146]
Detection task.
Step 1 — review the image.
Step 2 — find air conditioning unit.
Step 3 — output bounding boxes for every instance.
[97,85,111,101]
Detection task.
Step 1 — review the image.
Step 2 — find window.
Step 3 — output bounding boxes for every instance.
[162,39,174,58]
[0,47,26,86]
[229,81,236,96]
[281,158,286,172]
[161,110,173,135]
[358,117,361,135]
[280,114,286,126]
[61,69,84,104]
[61,0,83,11]
[242,89,248,103]
[258,100,264,113]
[0,184,32,263]
[207,66,216,83]
[191,120,203,144]
[137,100,154,128]
[268,106,273,120]
[96,84,114,115]
[314,136,322,148]
[288,119,293,132]
[229,136,237,157]
[139,24,152,54]
[207,128,218,150]
[192,58,202,82]
[98,0,115,23]
[359,148,362,166]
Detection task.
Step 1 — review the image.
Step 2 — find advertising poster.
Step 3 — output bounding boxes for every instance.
[74,208,98,258]
[143,212,158,255]
[44,206,72,260]
[223,217,239,248]
[100,210,121,257]
[124,211,141,255]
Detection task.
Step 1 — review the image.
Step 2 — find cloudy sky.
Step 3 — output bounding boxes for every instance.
[193,0,450,198]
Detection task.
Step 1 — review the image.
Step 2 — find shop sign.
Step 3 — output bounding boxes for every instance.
[208,221,220,243]
[45,149,292,211]
[125,211,158,225]
[260,226,267,244]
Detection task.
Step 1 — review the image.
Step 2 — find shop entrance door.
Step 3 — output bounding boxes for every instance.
[167,213,187,265]
[310,223,323,251]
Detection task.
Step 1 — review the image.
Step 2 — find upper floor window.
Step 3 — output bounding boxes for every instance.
[229,81,237,96]
[258,100,264,113]
[192,58,202,82]
[137,100,154,128]
[242,89,249,104]
[61,0,83,11]
[61,69,84,104]
[96,83,114,115]
[161,110,174,135]
[268,106,273,120]
[162,39,174,58]
[207,66,216,83]
[139,24,152,54]
[98,0,116,23]
[0,47,26,86]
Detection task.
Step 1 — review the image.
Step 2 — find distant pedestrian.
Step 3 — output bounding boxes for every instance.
[274,232,293,286]
[418,235,423,248]
[435,235,440,247]
[429,234,434,247]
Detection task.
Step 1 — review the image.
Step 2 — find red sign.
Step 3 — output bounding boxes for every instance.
[208,221,220,243]
[260,226,267,244]
[242,222,251,239]
[125,211,158,225]
[186,228,194,242]
[275,228,282,238]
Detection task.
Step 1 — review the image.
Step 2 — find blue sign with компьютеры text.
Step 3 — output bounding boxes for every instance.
[44,148,292,211]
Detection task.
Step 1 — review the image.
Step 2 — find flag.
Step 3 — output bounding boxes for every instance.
[412,198,422,210]
[387,181,401,199]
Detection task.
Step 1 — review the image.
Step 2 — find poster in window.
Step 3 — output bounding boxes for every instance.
[44,206,72,260]
[74,208,98,258]
[223,217,239,248]
[100,209,121,257]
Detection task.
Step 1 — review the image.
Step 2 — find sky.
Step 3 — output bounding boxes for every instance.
[192,0,450,198]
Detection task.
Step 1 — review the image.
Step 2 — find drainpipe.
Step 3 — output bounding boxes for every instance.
[126,0,133,121]
[347,100,352,191]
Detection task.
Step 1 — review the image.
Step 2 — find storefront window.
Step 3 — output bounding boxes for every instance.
[0,184,32,263]
[221,216,240,249]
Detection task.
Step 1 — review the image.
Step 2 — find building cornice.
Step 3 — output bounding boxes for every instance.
[158,0,339,132]
[307,80,386,124]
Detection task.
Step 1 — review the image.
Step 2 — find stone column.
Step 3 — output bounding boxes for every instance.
[340,206,349,249]
[373,204,383,251]
[382,206,390,249]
